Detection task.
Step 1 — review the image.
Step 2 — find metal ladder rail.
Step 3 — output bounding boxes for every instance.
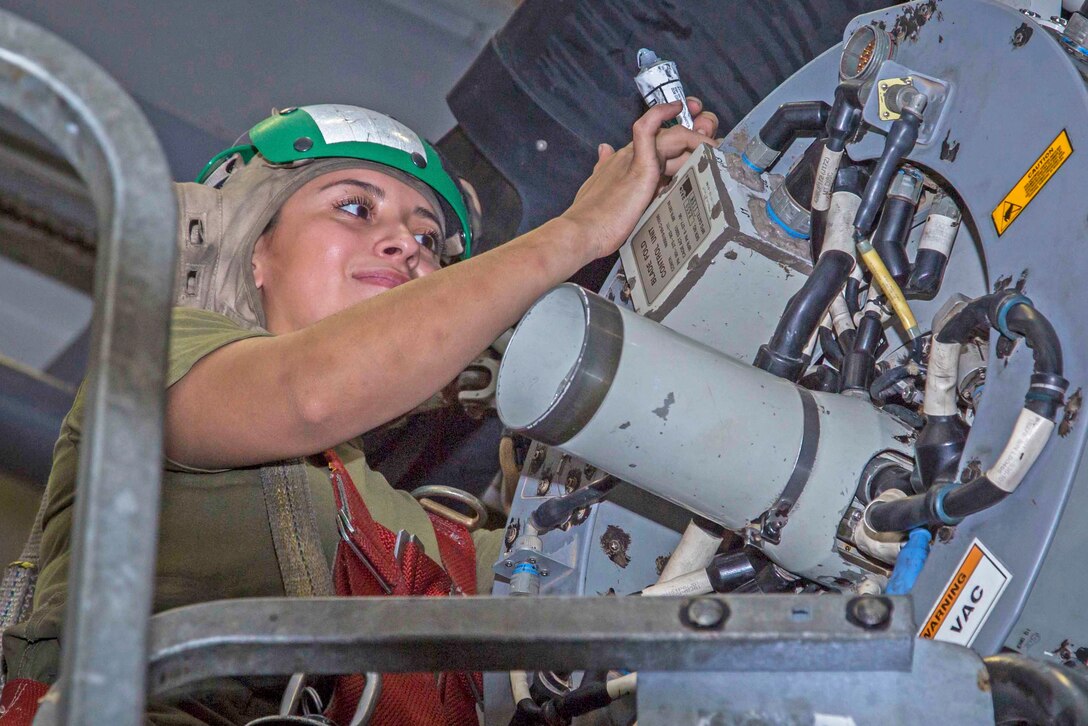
[0,10,176,725]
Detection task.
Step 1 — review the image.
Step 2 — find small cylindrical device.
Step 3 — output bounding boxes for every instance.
[634,48,693,129]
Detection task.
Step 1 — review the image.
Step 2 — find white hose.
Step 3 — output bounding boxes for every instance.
[641,568,713,597]
[510,670,532,703]
[829,295,855,337]
[811,146,843,212]
[606,673,638,699]
[918,213,959,256]
[988,409,1056,492]
[822,190,862,258]
[657,519,722,582]
[923,340,960,416]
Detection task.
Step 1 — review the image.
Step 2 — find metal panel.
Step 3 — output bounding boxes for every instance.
[639,638,993,724]
[0,9,176,725]
[145,595,916,697]
[837,0,1088,658]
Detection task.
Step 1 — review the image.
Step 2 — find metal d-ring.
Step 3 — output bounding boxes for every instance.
[410,485,489,531]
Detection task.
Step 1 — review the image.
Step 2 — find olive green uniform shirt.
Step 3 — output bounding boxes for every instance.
[3,308,503,724]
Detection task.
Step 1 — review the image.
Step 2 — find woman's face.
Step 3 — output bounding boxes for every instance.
[252,167,444,333]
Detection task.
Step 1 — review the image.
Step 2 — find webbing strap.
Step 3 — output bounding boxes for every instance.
[259,460,334,597]
[0,493,50,693]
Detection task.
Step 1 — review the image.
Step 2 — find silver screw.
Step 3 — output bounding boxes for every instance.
[504,561,513,568]
[535,139,548,152]
[684,597,726,629]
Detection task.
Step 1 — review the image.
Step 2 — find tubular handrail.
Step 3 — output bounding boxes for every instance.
[0,9,176,725]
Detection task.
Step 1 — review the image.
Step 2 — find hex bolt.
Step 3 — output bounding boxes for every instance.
[683,597,727,629]
[846,595,893,630]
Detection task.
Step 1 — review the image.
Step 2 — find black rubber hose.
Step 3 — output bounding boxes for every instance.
[833,164,869,197]
[853,111,922,236]
[870,364,914,403]
[942,476,1008,519]
[912,414,970,492]
[883,403,925,430]
[783,138,824,211]
[938,291,1064,383]
[985,652,1088,726]
[529,476,619,534]
[936,296,991,345]
[905,248,947,299]
[865,484,940,532]
[844,277,863,317]
[760,100,831,150]
[839,311,882,395]
[706,550,759,592]
[818,326,844,368]
[509,698,545,726]
[825,83,864,152]
[870,196,914,283]
[864,464,913,503]
[1006,303,1063,376]
[754,250,854,380]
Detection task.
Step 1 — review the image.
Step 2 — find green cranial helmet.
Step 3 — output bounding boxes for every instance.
[197,104,473,258]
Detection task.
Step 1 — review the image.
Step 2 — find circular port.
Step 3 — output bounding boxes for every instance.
[840,25,895,82]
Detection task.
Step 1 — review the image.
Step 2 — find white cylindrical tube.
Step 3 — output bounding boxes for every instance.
[510,671,531,703]
[634,48,693,129]
[853,490,907,564]
[987,409,1056,492]
[822,190,862,258]
[641,568,713,598]
[497,285,912,579]
[829,295,855,337]
[918,212,959,256]
[811,146,843,212]
[923,340,961,416]
[658,519,723,582]
[606,673,638,699]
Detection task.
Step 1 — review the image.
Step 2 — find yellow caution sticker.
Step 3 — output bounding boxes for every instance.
[992,129,1073,236]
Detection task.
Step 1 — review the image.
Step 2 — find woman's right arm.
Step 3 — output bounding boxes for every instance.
[165,100,718,469]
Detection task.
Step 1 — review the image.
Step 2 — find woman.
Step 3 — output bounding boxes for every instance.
[1,99,717,724]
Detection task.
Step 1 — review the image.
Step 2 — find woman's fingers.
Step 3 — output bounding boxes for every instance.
[631,100,684,173]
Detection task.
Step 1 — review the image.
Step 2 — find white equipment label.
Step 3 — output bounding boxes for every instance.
[305,104,426,157]
[626,167,711,305]
[919,539,1011,646]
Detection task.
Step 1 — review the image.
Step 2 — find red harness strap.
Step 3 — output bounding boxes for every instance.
[0,678,50,726]
[322,450,480,726]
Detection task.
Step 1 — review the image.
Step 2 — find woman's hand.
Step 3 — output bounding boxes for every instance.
[559,97,719,266]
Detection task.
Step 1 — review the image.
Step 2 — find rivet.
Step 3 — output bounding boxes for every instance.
[411,152,428,168]
[535,139,548,152]
[293,137,313,152]
[683,597,727,629]
[846,595,892,630]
